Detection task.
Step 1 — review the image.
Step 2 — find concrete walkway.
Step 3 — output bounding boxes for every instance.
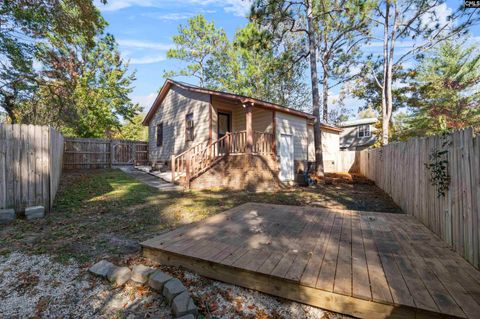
[118,166,182,191]
[135,166,175,183]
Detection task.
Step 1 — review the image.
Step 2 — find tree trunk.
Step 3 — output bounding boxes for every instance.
[384,58,394,144]
[322,63,329,122]
[381,0,390,145]
[2,94,17,124]
[307,1,324,179]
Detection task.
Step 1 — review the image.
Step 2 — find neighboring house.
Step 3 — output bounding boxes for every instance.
[338,118,378,151]
[143,79,341,189]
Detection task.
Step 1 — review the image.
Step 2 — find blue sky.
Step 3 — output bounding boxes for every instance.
[96,0,253,111]
[95,0,480,116]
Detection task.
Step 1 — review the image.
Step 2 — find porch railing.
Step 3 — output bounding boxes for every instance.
[171,130,275,187]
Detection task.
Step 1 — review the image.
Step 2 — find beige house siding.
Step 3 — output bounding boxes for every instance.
[148,86,210,163]
[252,107,273,133]
[211,97,273,140]
[308,125,340,172]
[307,126,340,161]
[275,112,308,161]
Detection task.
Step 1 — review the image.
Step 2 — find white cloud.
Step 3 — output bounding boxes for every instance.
[117,40,172,64]
[96,0,251,17]
[150,12,195,20]
[117,39,173,51]
[146,8,217,20]
[129,54,166,64]
[205,0,252,17]
[96,0,156,12]
[132,92,158,110]
[420,3,453,30]
[366,40,416,48]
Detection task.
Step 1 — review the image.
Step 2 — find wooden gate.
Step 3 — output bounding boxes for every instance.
[112,142,134,164]
[64,138,148,169]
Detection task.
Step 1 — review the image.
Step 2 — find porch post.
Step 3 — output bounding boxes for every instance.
[245,103,253,154]
[208,94,213,144]
[272,111,276,156]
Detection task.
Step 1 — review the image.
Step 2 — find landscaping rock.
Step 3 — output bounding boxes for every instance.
[25,206,45,220]
[131,264,155,284]
[0,209,15,223]
[310,202,325,207]
[88,260,116,278]
[163,278,187,303]
[176,314,196,319]
[148,270,172,291]
[107,266,131,286]
[172,291,198,317]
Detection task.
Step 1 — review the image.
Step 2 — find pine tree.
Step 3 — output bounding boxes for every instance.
[405,40,480,136]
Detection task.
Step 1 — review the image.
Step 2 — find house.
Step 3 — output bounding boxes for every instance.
[142,79,341,190]
[338,118,377,151]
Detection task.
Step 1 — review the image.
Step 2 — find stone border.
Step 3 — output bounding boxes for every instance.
[89,260,198,318]
[0,206,45,224]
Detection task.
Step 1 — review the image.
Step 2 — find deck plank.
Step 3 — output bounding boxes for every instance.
[360,214,393,303]
[141,203,480,319]
[299,211,336,287]
[334,211,352,296]
[351,213,372,301]
[285,210,331,282]
[315,214,343,292]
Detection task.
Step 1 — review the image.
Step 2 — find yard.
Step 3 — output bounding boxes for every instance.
[0,169,401,318]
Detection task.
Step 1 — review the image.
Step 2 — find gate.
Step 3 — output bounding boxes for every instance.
[63,138,148,169]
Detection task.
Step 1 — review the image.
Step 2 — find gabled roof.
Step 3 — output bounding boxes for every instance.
[142,79,342,132]
[339,117,378,127]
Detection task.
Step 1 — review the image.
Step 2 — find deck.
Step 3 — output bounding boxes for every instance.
[141,203,480,319]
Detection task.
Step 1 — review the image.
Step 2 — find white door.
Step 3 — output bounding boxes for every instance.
[278,134,294,181]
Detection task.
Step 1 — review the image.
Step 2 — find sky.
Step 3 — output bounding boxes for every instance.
[95,0,480,116]
[95,0,254,112]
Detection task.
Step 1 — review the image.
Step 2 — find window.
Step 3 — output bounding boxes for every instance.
[358,124,371,138]
[156,123,163,146]
[185,113,194,141]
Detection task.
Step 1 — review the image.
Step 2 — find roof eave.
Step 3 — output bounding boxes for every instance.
[143,79,318,125]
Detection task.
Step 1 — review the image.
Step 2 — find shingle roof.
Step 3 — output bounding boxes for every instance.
[339,118,378,127]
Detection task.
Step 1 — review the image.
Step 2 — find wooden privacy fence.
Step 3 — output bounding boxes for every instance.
[0,124,64,212]
[63,138,148,169]
[356,128,480,269]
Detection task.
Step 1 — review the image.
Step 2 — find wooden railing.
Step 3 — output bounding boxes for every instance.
[254,131,275,154]
[171,130,275,188]
[227,130,274,154]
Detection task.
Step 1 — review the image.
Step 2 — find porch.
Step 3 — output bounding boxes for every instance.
[171,96,281,188]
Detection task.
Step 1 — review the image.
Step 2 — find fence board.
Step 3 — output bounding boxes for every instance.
[0,124,63,213]
[340,129,480,269]
[63,138,148,169]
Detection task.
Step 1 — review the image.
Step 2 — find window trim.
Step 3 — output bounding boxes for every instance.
[185,112,194,142]
[156,123,163,147]
[357,124,371,138]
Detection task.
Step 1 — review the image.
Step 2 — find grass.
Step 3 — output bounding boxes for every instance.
[0,169,401,265]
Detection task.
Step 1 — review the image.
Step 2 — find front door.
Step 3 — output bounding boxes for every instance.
[278,134,294,181]
[217,112,231,138]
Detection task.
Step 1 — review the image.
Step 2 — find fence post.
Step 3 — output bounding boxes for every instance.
[109,140,113,168]
[130,141,135,165]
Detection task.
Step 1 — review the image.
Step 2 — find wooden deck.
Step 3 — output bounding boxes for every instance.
[141,203,480,319]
